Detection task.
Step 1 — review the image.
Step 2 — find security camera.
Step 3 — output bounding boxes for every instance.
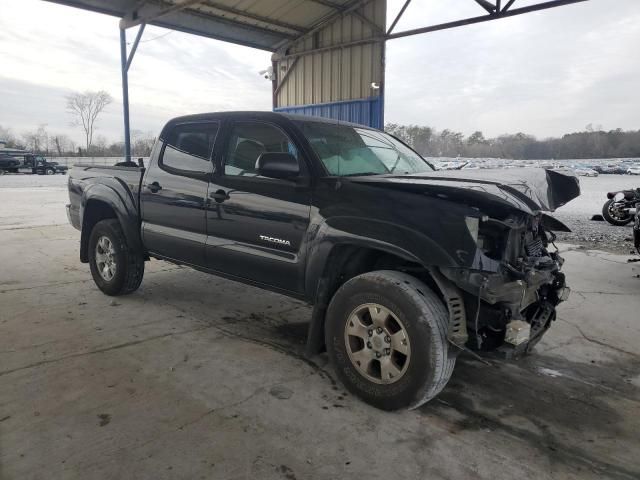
[371,82,380,90]
[259,66,274,81]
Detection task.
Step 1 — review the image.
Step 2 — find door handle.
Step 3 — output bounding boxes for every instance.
[210,189,229,203]
[147,182,162,193]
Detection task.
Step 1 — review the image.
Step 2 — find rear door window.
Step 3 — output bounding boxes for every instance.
[161,122,219,173]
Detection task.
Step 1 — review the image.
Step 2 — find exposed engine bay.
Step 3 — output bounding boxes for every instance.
[439,212,570,357]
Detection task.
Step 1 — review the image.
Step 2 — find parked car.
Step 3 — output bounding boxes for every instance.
[574,167,599,177]
[0,154,21,173]
[627,165,640,175]
[66,112,580,410]
[24,155,68,175]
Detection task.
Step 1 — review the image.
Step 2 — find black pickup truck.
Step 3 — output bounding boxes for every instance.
[67,112,580,410]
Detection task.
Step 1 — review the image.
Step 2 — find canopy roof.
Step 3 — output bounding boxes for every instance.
[44,0,587,53]
[44,0,360,51]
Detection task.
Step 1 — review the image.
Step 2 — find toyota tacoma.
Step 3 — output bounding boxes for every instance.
[66,112,580,410]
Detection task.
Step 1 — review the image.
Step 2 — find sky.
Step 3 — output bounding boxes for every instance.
[0,0,639,146]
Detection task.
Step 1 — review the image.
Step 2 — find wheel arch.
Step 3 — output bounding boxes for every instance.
[80,187,142,263]
[304,241,457,356]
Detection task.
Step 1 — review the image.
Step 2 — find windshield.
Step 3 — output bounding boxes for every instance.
[295,121,434,176]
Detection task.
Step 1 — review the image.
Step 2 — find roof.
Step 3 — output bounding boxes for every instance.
[43,0,357,51]
[159,110,374,137]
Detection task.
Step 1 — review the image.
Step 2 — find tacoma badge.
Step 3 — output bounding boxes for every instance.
[259,235,291,246]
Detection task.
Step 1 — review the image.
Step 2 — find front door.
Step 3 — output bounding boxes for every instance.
[205,120,311,293]
[141,121,219,266]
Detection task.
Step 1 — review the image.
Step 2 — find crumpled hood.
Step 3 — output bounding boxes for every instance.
[348,168,580,213]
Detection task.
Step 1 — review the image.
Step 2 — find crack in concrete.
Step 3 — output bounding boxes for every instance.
[430,399,640,480]
[0,325,216,377]
[558,318,639,358]
[0,266,184,294]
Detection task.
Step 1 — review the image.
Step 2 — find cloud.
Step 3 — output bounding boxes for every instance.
[384,0,640,137]
[0,0,639,143]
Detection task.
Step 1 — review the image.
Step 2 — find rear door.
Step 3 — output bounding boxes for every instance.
[141,122,219,266]
[205,120,311,293]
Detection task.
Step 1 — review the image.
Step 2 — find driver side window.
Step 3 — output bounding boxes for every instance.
[224,122,298,177]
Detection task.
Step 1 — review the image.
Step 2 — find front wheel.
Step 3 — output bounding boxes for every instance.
[602,199,633,226]
[88,219,144,295]
[45,168,55,175]
[326,270,455,410]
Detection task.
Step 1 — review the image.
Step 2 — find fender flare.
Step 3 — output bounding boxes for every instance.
[303,221,457,356]
[79,182,142,262]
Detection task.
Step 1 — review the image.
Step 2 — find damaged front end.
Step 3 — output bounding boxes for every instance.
[439,212,570,357]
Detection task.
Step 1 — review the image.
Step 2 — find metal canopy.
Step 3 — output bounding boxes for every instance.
[42,0,588,160]
[44,0,358,52]
[45,0,588,53]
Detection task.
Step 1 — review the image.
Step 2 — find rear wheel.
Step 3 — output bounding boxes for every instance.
[602,199,633,226]
[88,219,144,295]
[326,270,455,410]
[45,168,55,175]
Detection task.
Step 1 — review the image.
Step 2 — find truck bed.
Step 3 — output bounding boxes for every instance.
[67,164,145,231]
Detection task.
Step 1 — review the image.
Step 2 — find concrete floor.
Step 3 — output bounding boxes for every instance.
[1,181,639,480]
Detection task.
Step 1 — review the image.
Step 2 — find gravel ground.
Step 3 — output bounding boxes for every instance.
[1,171,638,253]
[553,174,639,254]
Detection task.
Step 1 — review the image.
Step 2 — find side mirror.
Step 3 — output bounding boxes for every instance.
[257,152,300,180]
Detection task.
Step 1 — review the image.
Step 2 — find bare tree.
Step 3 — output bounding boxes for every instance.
[21,125,49,153]
[52,134,75,156]
[0,125,19,148]
[66,90,113,152]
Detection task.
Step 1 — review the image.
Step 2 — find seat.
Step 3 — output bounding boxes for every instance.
[232,140,264,172]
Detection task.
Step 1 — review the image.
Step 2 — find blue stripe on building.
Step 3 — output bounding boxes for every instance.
[275,96,383,130]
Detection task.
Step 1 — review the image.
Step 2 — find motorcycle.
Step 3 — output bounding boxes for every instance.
[602,189,640,226]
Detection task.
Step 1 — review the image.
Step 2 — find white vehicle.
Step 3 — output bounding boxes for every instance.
[626,165,640,175]
[574,167,599,177]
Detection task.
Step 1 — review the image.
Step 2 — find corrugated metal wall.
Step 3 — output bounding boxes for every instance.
[275,96,383,129]
[273,0,386,129]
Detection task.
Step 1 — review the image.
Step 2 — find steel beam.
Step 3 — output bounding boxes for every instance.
[387,0,588,40]
[503,0,517,12]
[120,0,202,29]
[195,1,305,34]
[474,0,497,14]
[274,57,300,96]
[275,37,383,61]
[387,0,412,35]
[276,0,373,54]
[119,27,132,162]
[125,23,146,72]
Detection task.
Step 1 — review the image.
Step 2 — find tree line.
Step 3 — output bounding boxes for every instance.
[3,88,639,161]
[0,90,155,158]
[0,123,156,157]
[385,123,640,159]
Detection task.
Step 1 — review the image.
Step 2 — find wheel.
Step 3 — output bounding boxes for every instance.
[602,199,633,226]
[325,270,455,410]
[45,168,55,175]
[88,219,144,296]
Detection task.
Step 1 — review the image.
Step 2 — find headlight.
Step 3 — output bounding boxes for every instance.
[614,192,625,202]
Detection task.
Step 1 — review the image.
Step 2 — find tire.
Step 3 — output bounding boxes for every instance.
[45,168,55,175]
[325,270,455,411]
[88,219,144,296]
[602,199,633,226]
